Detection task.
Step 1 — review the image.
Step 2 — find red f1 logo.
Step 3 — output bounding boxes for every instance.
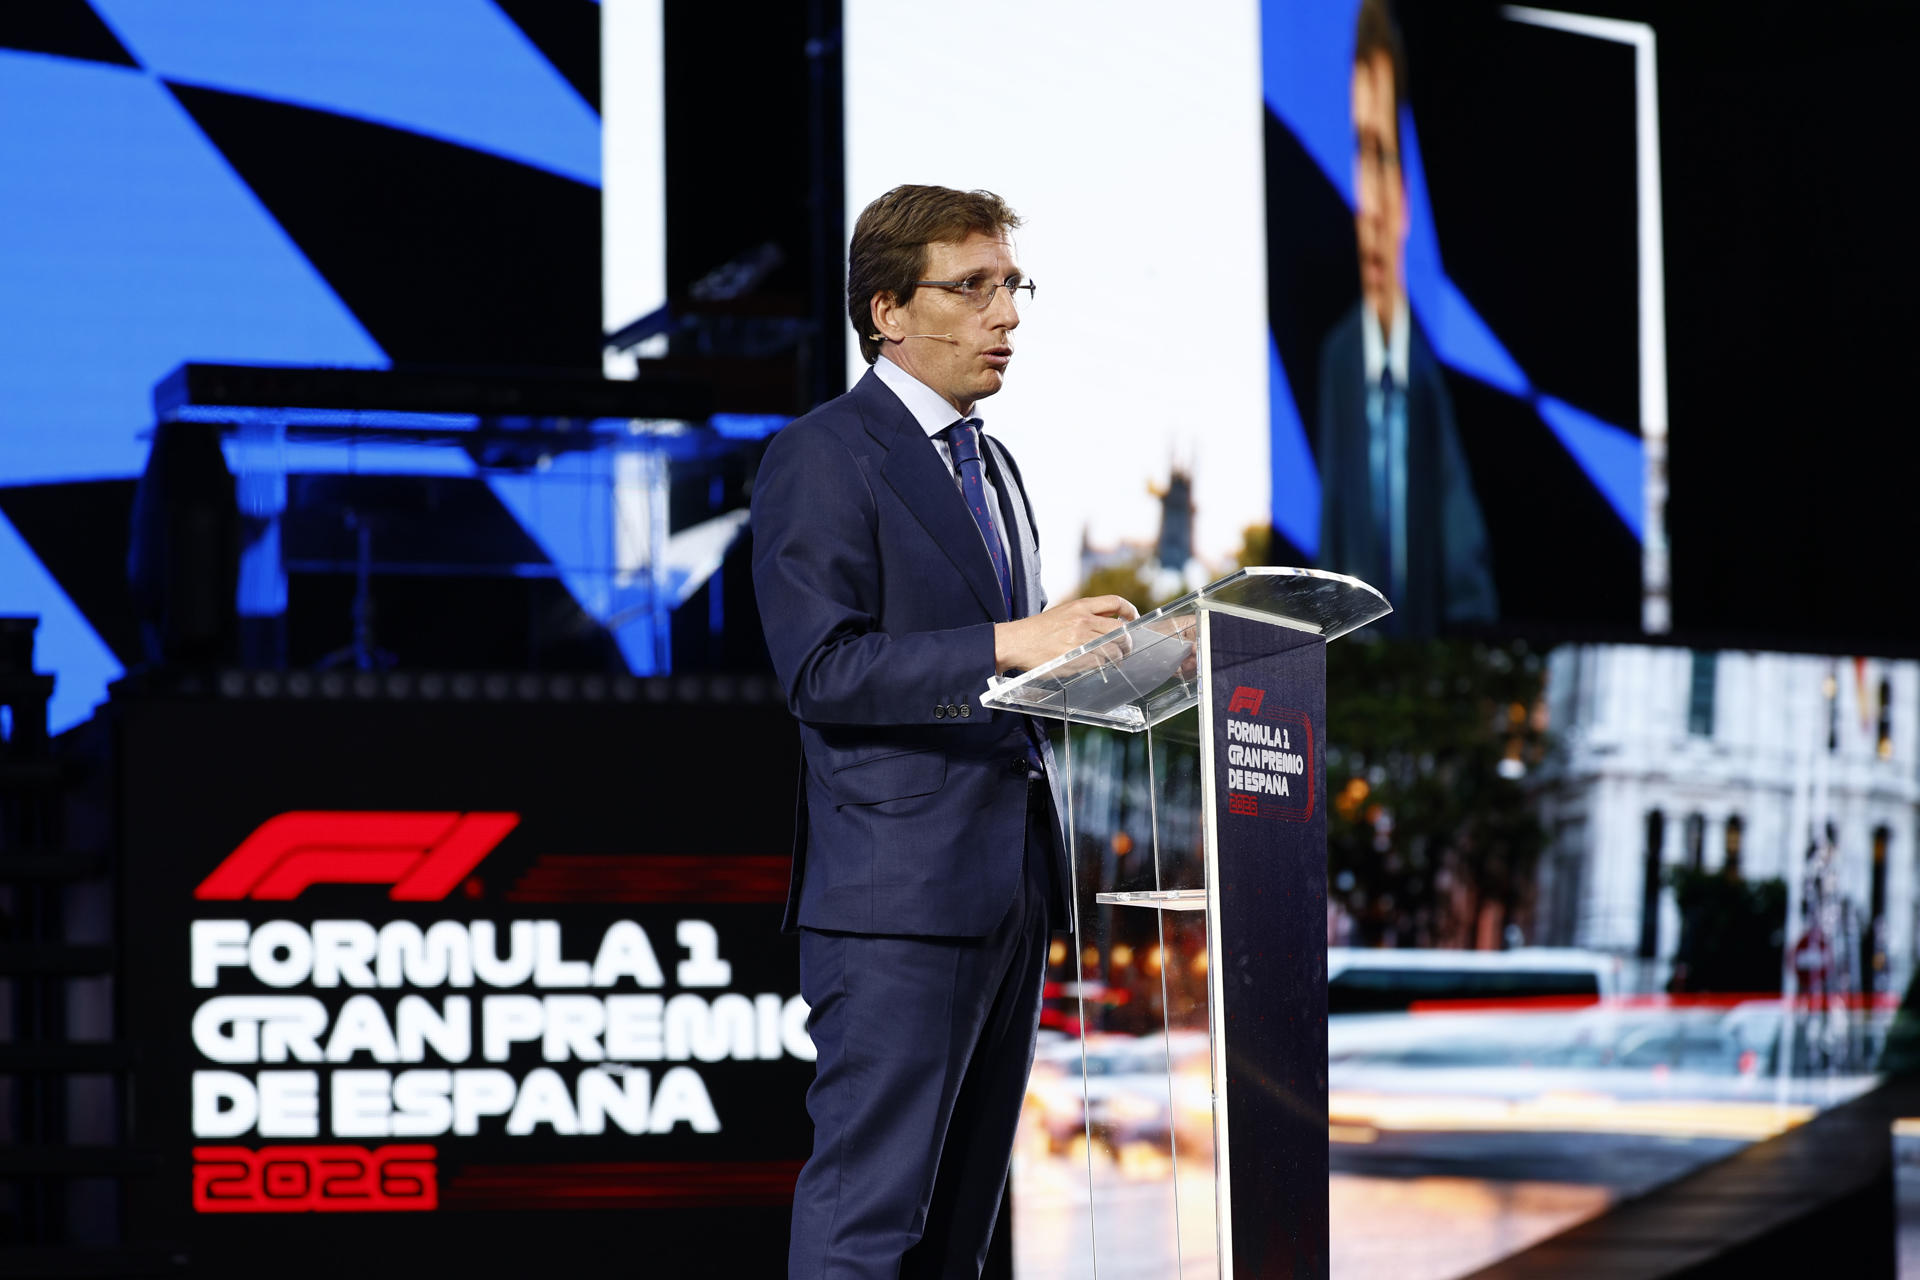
[194,812,520,902]
[1227,686,1265,716]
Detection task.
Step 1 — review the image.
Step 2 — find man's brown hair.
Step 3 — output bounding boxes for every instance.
[1354,0,1410,151]
[847,185,1022,366]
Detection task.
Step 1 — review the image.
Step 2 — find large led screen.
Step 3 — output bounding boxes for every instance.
[1263,0,1655,637]
[1264,0,1917,653]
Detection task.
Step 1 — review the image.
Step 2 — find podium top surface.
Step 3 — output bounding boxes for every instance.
[981,566,1389,731]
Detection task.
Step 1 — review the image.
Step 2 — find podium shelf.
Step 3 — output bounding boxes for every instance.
[983,566,1388,731]
[1093,889,1208,911]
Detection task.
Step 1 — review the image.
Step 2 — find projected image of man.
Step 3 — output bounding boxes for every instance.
[1317,0,1496,635]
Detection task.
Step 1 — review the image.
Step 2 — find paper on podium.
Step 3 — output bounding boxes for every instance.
[982,566,1389,732]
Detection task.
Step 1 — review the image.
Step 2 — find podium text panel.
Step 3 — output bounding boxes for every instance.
[1204,610,1328,1278]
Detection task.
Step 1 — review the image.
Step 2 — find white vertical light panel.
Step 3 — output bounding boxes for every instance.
[1503,6,1668,633]
[845,1,1269,604]
[601,0,666,375]
[600,0,668,672]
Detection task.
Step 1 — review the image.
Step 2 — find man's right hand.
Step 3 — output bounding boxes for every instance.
[993,595,1139,674]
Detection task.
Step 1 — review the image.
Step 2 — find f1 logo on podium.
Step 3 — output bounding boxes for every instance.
[1221,689,1315,823]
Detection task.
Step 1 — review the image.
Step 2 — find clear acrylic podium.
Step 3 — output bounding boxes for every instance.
[984,567,1388,1279]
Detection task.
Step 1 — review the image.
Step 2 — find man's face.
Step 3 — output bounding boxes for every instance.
[1352,50,1407,330]
[872,228,1021,416]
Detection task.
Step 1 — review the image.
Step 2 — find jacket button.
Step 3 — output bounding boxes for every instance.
[959,704,971,718]
[934,705,945,719]
[946,704,960,718]
[1007,756,1027,775]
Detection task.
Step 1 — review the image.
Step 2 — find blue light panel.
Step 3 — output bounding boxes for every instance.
[1268,336,1321,557]
[0,51,387,486]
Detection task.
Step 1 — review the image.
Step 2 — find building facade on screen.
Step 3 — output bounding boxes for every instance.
[1532,645,1920,994]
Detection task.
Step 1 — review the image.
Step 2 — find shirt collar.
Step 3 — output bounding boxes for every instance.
[874,353,982,438]
[1360,292,1411,387]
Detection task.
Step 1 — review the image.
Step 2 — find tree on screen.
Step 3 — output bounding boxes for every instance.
[1325,638,1548,949]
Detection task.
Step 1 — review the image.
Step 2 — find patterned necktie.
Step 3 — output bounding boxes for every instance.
[944,419,1016,618]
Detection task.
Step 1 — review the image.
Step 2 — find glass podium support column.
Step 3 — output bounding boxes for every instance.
[985,567,1388,1280]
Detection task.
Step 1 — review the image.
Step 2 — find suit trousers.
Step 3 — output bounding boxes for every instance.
[788,780,1056,1279]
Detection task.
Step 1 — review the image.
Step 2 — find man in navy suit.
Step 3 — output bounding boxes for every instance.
[1317,0,1495,636]
[752,184,1134,1278]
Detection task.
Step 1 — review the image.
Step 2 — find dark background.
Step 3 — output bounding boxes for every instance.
[111,690,806,1278]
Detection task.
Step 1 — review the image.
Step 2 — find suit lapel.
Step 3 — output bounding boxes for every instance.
[855,372,1010,623]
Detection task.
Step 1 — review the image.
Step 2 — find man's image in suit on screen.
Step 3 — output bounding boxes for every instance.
[751,184,1137,1279]
[1317,0,1497,637]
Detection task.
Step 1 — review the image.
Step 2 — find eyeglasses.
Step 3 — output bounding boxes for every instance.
[913,275,1036,311]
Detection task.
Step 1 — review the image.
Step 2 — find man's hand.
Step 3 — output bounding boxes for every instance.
[993,595,1139,673]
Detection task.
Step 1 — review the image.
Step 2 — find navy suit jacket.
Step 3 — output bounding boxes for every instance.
[751,368,1065,939]
[1316,304,1497,636]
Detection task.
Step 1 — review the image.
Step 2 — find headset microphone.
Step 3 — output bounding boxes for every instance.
[868,333,956,341]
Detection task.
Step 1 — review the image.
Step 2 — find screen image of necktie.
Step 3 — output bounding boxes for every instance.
[1370,369,1406,605]
[1382,369,1407,606]
[944,419,1015,617]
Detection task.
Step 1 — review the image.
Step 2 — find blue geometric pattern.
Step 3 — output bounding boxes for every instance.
[1536,395,1643,534]
[0,50,387,482]
[1268,334,1321,557]
[0,49,390,730]
[1260,0,1644,546]
[0,2,609,730]
[0,506,123,737]
[89,0,599,184]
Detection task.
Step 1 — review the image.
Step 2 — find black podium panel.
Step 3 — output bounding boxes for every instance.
[113,686,806,1278]
[1206,610,1329,1278]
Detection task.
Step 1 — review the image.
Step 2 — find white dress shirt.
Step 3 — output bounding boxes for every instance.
[1360,291,1410,389]
[873,353,1016,571]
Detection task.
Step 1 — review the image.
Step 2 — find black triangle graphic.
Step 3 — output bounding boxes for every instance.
[0,480,142,666]
[0,2,139,69]
[493,0,598,114]
[166,82,601,372]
